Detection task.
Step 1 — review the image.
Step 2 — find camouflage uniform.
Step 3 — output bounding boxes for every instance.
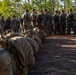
[11,16,18,32]
[43,11,52,35]
[53,13,60,34]
[0,16,5,34]
[22,10,33,32]
[37,11,43,30]
[32,10,37,28]
[66,10,74,34]
[74,13,76,34]
[59,11,66,34]
[5,17,11,30]
[16,19,20,32]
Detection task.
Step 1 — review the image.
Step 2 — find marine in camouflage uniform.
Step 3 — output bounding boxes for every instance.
[43,9,52,36]
[32,9,37,28]
[66,9,75,34]
[22,9,33,32]
[73,13,76,34]
[59,10,66,35]
[5,17,11,30]
[11,15,18,33]
[20,17,24,33]
[1,16,5,31]
[37,10,44,30]
[53,10,60,35]
[0,16,5,34]
[16,19,20,33]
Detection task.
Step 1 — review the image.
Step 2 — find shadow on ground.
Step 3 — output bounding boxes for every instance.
[28,35,76,75]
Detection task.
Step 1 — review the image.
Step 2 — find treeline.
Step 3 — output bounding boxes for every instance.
[0,0,76,18]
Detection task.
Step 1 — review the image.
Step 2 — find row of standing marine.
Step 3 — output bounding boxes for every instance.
[31,9,76,35]
[0,9,76,36]
[0,15,20,34]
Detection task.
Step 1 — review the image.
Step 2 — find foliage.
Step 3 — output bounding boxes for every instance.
[0,0,76,18]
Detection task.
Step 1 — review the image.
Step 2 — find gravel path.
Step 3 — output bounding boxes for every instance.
[29,35,76,75]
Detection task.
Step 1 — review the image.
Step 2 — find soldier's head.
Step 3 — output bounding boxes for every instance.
[33,9,36,12]
[44,9,47,11]
[26,9,29,13]
[62,10,64,13]
[12,15,16,19]
[8,17,11,19]
[69,9,72,13]
[44,9,47,13]
[40,10,43,13]
[1,16,4,20]
[70,9,72,11]
[54,10,58,14]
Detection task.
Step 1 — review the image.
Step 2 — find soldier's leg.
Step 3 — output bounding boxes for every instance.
[50,24,53,34]
[73,22,76,34]
[44,25,49,36]
[45,25,48,35]
[46,22,51,35]
[67,23,71,34]
[60,22,65,35]
[48,25,51,35]
[57,23,60,35]
[71,22,74,34]
[63,22,66,34]
[43,25,46,34]
[54,24,57,34]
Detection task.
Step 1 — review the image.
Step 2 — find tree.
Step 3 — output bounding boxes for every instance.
[0,0,76,18]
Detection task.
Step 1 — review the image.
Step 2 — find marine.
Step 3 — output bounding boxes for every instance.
[32,9,37,28]
[66,9,74,34]
[59,10,66,35]
[22,9,33,32]
[53,10,60,35]
[43,9,52,35]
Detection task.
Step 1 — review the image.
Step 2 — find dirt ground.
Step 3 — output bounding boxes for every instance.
[28,35,76,75]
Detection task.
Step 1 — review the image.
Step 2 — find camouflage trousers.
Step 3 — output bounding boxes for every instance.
[74,21,76,34]
[23,23,33,32]
[44,22,52,36]
[54,23,60,34]
[67,21,74,34]
[60,21,66,34]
